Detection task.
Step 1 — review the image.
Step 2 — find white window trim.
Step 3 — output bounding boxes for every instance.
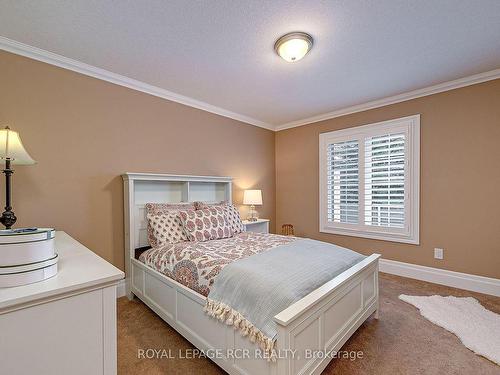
[319,114,420,244]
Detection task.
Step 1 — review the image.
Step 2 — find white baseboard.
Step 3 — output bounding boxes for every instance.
[379,259,500,297]
[116,279,126,298]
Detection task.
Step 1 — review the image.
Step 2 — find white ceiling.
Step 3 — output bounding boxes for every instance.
[1,1,500,129]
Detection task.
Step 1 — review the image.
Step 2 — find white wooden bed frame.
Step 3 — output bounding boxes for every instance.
[123,173,380,375]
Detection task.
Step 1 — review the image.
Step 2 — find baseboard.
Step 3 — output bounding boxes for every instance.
[116,279,126,298]
[379,259,500,297]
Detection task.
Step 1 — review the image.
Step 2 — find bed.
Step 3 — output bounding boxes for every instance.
[123,173,380,375]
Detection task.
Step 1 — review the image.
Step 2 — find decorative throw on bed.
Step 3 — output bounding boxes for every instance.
[204,238,365,359]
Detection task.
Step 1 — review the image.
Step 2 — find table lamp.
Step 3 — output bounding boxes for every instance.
[243,189,262,222]
[0,126,36,229]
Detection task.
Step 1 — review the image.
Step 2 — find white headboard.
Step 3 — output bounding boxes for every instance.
[122,173,232,275]
[123,173,232,249]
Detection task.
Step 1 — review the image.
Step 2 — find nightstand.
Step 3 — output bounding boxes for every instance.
[242,219,270,234]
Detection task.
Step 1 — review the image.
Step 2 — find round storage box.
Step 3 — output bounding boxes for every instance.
[0,228,58,288]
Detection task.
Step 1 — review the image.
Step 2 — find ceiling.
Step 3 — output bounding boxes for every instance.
[1,1,500,129]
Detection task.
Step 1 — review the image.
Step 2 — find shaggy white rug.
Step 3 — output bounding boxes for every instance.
[399,294,500,365]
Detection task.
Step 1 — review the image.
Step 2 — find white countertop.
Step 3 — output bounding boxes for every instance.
[0,231,124,312]
[242,219,270,224]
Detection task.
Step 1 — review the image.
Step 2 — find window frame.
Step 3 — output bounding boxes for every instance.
[319,115,420,244]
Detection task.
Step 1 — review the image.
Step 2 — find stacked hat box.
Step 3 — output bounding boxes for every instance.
[0,228,58,288]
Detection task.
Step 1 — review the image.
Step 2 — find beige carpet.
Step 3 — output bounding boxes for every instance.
[118,273,500,374]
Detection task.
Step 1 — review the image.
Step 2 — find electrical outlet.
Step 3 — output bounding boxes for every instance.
[434,248,444,260]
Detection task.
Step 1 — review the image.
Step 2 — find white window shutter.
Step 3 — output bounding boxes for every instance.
[327,140,359,224]
[364,133,406,228]
[319,115,420,244]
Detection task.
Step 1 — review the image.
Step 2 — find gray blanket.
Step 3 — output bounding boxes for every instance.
[204,238,365,355]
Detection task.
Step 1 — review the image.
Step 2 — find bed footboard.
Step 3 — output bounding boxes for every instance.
[274,254,380,375]
[129,254,379,375]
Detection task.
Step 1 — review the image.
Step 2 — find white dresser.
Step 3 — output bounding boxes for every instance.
[0,232,124,375]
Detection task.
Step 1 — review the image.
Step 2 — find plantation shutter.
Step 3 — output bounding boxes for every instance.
[364,133,406,228]
[327,140,359,224]
[320,115,419,244]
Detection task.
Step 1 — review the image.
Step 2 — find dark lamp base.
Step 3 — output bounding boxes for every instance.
[0,210,16,229]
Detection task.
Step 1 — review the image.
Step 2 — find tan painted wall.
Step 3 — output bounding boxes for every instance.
[0,51,276,270]
[2,50,498,279]
[276,79,500,279]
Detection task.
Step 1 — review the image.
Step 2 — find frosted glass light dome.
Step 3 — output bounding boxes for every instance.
[274,32,313,62]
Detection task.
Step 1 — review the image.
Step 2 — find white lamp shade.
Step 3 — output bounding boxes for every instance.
[0,127,36,165]
[243,189,262,205]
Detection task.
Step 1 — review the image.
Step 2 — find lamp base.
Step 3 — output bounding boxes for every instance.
[2,159,16,229]
[247,205,259,222]
[0,210,16,229]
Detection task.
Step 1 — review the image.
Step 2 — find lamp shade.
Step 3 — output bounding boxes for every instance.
[243,189,262,205]
[0,127,36,165]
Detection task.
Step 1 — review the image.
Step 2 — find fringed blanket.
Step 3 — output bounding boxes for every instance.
[204,238,365,360]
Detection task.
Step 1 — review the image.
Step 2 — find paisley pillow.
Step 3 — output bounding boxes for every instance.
[194,201,245,234]
[145,202,194,247]
[145,202,194,216]
[178,207,233,242]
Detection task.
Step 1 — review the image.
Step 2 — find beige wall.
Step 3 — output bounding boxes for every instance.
[0,51,276,270]
[2,50,498,279]
[276,79,500,279]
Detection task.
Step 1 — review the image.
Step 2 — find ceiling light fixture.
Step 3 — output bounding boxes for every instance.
[274,32,313,62]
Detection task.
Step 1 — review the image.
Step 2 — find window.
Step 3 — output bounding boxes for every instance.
[319,115,420,244]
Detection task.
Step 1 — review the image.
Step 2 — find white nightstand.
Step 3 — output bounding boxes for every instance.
[242,219,270,234]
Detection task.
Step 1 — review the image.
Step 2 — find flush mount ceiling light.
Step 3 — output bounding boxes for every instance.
[274,32,313,62]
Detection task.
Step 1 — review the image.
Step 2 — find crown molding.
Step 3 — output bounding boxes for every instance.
[0,37,275,131]
[276,68,500,131]
[2,37,499,133]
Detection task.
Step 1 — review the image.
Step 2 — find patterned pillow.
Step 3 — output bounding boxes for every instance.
[146,202,194,216]
[146,212,188,247]
[193,201,224,210]
[145,203,194,247]
[194,201,245,234]
[178,207,233,242]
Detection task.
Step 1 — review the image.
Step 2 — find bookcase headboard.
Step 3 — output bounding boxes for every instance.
[122,173,232,277]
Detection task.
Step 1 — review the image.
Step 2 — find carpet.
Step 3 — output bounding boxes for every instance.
[117,274,500,375]
[399,294,500,365]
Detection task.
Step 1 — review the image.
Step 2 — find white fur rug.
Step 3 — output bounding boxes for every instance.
[399,294,500,365]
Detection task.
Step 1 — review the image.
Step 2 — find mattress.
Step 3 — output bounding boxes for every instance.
[138,232,296,296]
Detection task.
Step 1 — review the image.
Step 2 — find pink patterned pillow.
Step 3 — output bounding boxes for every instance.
[146,212,188,247]
[194,201,244,234]
[193,201,226,210]
[145,203,194,247]
[178,207,233,242]
[146,202,194,216]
